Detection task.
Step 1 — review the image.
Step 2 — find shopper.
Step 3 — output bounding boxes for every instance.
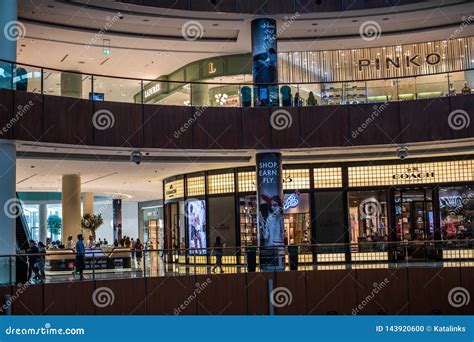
[66,235,74,249]
[449,82,456,96]
[294,92,301,107]
[37,241,46,282]
[113,239,119,247]
[307,91,318,106]
[131,238,136,261]
[87,235,95,249]
[26,240,40,281]
[462,82,471,94]
[212,236,224,274]
[135,239,144,267]
[75,234,86,280]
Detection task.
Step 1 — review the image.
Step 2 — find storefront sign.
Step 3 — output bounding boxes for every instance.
[208,62,217,74]
[358,53,441,71]
[283,192,300,210]
[144,83,161,99]
[164,179,184,201]
[392,167,435,180]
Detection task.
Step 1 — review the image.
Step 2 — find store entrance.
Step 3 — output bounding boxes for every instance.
[394,188,436,259]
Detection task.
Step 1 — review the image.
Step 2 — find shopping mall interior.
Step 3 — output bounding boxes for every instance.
[0,0,473,315]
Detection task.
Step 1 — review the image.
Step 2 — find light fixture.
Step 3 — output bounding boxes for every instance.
[103,39,110,55]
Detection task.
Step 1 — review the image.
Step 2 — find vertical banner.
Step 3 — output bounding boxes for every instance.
[256,152,285,271]
[251,18,278,107]
[112,199,122,241]
[187,199,207,255]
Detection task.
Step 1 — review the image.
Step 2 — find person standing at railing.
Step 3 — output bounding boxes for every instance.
[462,82,471,94]
[75,234,86,280]
[135,239,144,267]
[26,240,40,282]
[66,235,74,249]
[212,236,224,274]
[307,91,318,106]
[37,241,46,282]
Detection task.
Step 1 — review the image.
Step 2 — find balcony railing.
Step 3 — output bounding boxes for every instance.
[1,59,473,108]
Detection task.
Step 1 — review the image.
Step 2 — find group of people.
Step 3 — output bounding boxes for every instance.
[293,91,318,107]
[25,240,47,283]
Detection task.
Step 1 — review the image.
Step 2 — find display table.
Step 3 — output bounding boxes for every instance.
[46,247,132,271]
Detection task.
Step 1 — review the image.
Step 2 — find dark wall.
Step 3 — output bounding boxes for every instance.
[314,191,346,244]
[2,89,473,150]
[208,196,236,251]
[3,267,473,315]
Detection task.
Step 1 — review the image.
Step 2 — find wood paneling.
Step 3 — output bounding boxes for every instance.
[399,97,450,143]
[13,91,44,142]
[246,272,272,315]
[348,102,400,145]
[143,104,193,149]
[460,267,474,315]
[299,105,350,148]
[94,278,146,315]
[355,268,409,315]
[449,94,474,140]
[242,107,271,149]
[306,269,358,315]
[192,106,242,149]
[274,271,306,315]
[43,281,95,315]
[0,88,13,140]
[146,275,197,315]
[11,283,43,315]
[408,267,462,315]
[43,95,94,145]
[270,107,300,148]
[0,285,12,314]
[93,101,143,147]
[196,274,247,315]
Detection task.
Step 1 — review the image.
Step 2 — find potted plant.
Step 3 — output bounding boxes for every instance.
[81,213,104,239]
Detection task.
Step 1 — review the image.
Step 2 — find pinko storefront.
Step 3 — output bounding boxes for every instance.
[163,156,474,265]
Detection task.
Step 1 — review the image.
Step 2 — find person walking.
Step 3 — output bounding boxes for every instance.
[212,237,224,274]
[26,240,40,282]
[135,239,144,267]
[75,234,86,280]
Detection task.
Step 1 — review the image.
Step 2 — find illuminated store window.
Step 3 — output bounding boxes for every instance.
[238,171,256,193]
[164,179,184,201]
[439,186,473,240]
[187,176,205,197]
[208,172,235,195]
[348,160,474,187]
[283,169,310,190]
[240,195,257,247]
[313,167,343,188]
[284,193,311,252]
[348,190,388,251]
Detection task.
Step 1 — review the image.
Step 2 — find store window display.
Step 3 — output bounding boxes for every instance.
[349,191,388,248]
[283,192,311,248]
[240,195,258,246]
[439,186,473,239]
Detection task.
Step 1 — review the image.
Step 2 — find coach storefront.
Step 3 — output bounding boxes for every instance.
[163,156,474,265]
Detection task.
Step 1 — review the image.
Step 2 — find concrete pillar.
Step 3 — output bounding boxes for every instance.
[0,0,17,90]
[62,174,81,243]
[256,151,285,271]
[61,72,83,98]
[38,203,48,244]
[191,83,209,106]
[0,141,16,284]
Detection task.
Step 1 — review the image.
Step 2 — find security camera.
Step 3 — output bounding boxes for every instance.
[397,146,408,160]
[130,151,142,165]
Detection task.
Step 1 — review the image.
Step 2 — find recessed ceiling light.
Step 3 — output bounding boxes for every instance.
[143,19,150,22]
[352,19,358,22]
[382,18,389,20]
[212,23,219,27]
[312,23,318,26]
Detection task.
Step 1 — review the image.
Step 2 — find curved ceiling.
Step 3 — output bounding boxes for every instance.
[16,0,474,78]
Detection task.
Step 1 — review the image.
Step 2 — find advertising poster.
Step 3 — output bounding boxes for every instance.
[256,152,285,270]
[187,199,207,254]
